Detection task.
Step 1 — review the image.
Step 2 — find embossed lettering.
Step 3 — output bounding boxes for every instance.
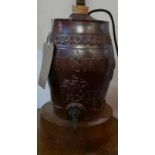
[54,33,106,46]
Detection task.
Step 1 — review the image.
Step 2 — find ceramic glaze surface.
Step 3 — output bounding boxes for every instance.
[48,14,115,120]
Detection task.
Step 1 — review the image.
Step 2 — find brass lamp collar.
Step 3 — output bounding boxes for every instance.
[72,5,89,14]
[72,0,88,14]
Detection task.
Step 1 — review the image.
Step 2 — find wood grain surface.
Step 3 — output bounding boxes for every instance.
[38,102,118,155]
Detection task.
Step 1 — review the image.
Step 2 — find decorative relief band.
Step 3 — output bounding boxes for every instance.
[54,33,111,46]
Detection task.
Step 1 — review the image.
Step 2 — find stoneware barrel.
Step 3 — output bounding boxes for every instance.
[48,13,115,122]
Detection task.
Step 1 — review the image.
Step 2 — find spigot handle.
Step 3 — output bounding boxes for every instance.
[66,103,86,131]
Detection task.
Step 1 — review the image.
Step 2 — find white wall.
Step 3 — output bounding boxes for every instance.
[37,0,118,117]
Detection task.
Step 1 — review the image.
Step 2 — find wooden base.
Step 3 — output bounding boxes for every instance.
[38,102,118,155]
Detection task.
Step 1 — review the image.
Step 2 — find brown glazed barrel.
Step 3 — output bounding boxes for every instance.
[48,14,115,121]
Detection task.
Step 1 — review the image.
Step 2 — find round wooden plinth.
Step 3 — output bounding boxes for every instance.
[38,102,118,155]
